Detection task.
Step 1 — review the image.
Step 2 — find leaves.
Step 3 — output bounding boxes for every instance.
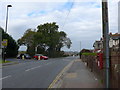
[0,27,19,57]
[18,22,72,57]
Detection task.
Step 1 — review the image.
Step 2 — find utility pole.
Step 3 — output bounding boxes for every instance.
[102,0,110,88]
[79,41,82,59]
[80,41,81,52]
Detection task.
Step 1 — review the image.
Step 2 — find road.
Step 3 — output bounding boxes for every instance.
[2,56,77,88]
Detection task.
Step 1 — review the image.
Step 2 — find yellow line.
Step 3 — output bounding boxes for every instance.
[48,60,74,89]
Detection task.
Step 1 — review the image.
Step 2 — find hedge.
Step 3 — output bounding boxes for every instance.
[82,53,97,56]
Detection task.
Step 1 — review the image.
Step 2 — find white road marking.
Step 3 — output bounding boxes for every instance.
[94,76,98,80]
[0,75,11,80]
[25,66,41,72]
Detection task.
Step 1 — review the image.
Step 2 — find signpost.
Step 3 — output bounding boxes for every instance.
[2,39,8,47]
[2,39,8,62]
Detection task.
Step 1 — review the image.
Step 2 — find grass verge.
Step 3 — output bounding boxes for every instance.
[0,60,12,64]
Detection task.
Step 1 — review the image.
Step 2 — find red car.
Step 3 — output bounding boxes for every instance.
[33,54,48,60]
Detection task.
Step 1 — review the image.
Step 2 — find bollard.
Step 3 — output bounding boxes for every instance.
[38,56,40,60]
[22,55,24,60]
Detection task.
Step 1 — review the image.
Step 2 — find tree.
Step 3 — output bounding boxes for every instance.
[36,22,72,57]
[18,22,72,57]
[17,28,36,56]
[0,27,19,58]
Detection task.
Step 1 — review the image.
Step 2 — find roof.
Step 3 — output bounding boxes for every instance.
[110,33,120,40]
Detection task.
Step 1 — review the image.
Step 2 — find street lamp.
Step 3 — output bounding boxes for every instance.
[2,5,12,62]
[5,5,12,33]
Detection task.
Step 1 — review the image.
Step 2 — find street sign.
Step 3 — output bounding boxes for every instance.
[2,39,8,47]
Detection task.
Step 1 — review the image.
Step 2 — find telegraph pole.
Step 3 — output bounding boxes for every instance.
[102,0,110,88]
[80,41,81,51]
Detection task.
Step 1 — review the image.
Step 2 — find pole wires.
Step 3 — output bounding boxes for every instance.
[61,0,75,30]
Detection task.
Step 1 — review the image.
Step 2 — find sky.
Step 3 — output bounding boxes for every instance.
[0,0,119,51]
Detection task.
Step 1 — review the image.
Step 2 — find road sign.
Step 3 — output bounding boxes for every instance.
[2,39,8,47]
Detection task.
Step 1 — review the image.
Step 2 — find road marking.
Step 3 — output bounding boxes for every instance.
[48,60,75,88]
[0,75,11,80]
[25,66,41,72]
[94,76,98,81]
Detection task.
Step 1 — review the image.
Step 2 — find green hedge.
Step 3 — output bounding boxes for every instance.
[82,53,97,56]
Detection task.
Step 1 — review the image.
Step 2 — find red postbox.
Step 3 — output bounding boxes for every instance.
[97,53,103,69]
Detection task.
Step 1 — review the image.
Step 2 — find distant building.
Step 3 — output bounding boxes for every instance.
[64,51,78,56]
[18,45,27,51]
[93,38,103,50]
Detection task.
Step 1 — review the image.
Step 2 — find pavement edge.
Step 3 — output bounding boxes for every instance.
[48,59,76,89]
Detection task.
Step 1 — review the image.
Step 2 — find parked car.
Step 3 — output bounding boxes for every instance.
[33,54,48,60]
[17,54,31,59]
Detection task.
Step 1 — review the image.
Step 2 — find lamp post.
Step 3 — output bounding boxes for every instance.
[2,5,12,62]
[5,5,12,33]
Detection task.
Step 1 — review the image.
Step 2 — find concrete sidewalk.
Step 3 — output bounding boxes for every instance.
[60,59,103,88]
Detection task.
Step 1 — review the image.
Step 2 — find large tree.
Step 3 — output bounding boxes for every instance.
[36,22,72,57]
[0,27,19,58]
[18,22,72,57]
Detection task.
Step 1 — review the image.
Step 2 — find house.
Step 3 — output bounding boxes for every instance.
[93,33,120,51]
[109,33,120,49]
[93,38,103,51]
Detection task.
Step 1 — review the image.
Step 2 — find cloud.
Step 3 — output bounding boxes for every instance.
[0,0,118,51]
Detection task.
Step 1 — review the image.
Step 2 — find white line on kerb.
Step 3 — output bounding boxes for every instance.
[94,76,98,81]
[0,75,11,80]
[25,66,41,72]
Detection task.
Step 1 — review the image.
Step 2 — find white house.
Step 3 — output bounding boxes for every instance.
[93,33,120,50]
[109,33,120,49]
[93,38,103,50]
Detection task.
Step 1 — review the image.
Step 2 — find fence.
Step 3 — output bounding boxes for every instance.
[81,49,120,88]
[110,49,120,88]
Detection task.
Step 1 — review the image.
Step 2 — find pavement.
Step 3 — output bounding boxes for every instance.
[52,59,104,88]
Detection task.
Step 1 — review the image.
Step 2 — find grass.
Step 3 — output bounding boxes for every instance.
[0,60,12,64]
[82,53,97,56]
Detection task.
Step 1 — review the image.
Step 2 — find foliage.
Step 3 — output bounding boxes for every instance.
[17,29,36,56]
[0,27,19,58]
[82,53,97,56]
[17,29,36,46]
[18,22,72,57]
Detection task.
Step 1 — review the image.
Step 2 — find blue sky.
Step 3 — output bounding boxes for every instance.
[0,0,118,51]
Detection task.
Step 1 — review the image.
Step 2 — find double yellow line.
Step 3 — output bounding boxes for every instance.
[48,60,74,89]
